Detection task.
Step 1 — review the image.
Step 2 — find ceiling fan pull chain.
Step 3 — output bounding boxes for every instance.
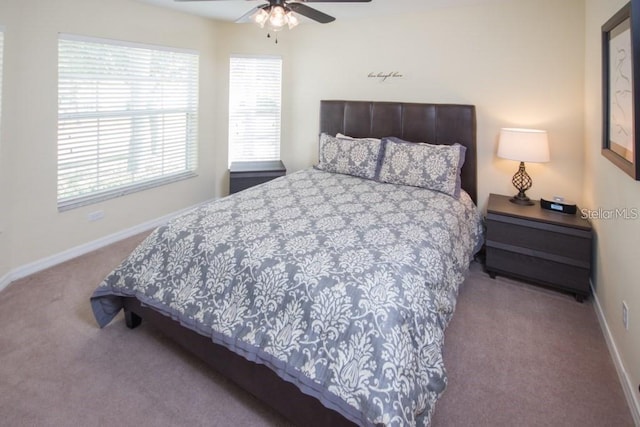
[265,32,278,44]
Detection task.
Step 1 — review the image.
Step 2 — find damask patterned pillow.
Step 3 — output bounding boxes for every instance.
[378,137,466,197]
[315,133,383,180]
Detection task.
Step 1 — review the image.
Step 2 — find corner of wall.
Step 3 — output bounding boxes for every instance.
[591,281,640,425]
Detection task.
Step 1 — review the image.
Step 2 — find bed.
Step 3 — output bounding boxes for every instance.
[91,100,483,427]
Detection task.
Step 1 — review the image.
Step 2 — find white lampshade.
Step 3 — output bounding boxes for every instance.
[498,128,550,163]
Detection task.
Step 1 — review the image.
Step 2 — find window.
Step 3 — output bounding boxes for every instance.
[57,34,199,210]
[228,55,282,164]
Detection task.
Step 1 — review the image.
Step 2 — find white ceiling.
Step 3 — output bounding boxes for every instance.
[135,0,497,23]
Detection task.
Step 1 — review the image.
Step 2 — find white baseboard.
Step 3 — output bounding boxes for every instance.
[0,199,214,293]
[0,271,11,294]
[591,283,640,426]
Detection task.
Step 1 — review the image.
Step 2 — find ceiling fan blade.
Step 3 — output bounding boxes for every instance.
[294,0,371,2]
[288,3,335,23]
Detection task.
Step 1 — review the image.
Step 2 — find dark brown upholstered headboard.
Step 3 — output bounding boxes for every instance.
[319,100,477,204]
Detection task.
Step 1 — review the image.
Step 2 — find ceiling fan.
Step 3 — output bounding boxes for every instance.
[175,0,372,31]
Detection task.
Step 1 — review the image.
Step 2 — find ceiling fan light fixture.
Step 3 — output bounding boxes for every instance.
[252,8,270,27]
[286,11,299,30]
[267,5,287,31]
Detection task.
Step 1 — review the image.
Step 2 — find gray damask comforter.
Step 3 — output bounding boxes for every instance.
[91,168,484,426]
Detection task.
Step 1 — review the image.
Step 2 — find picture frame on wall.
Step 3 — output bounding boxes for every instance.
[602,1,640,180]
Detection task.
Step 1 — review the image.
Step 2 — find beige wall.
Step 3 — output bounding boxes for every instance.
[585,0,640,415]
[220,0,586,211]
[0,0,220,276]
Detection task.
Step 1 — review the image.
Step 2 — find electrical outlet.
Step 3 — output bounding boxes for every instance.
[87,210,105,222]
[622,301,629,331]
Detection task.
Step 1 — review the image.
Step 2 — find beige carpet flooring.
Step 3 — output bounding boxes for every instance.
[0,232,634,426]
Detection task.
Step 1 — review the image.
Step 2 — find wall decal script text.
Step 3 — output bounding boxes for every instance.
[368,71,404,81]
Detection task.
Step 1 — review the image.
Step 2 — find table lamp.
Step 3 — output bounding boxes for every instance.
[497,128,550,205]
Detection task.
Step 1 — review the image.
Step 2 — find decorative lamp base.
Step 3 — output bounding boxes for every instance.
[509,194,534,205]
[509,162,535,206]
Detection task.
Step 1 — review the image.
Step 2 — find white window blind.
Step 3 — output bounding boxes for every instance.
[229,55,282,164]
[57,34,199,210]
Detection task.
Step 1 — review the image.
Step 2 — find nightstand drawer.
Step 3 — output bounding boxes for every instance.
[486,216,591,263]
[486,248,590,294]
[485,194,593,302]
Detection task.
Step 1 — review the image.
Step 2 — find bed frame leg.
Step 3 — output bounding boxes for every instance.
[125,309,142,329]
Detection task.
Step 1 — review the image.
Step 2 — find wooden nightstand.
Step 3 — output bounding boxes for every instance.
[229,160,286,194]
[485,193,593,302]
